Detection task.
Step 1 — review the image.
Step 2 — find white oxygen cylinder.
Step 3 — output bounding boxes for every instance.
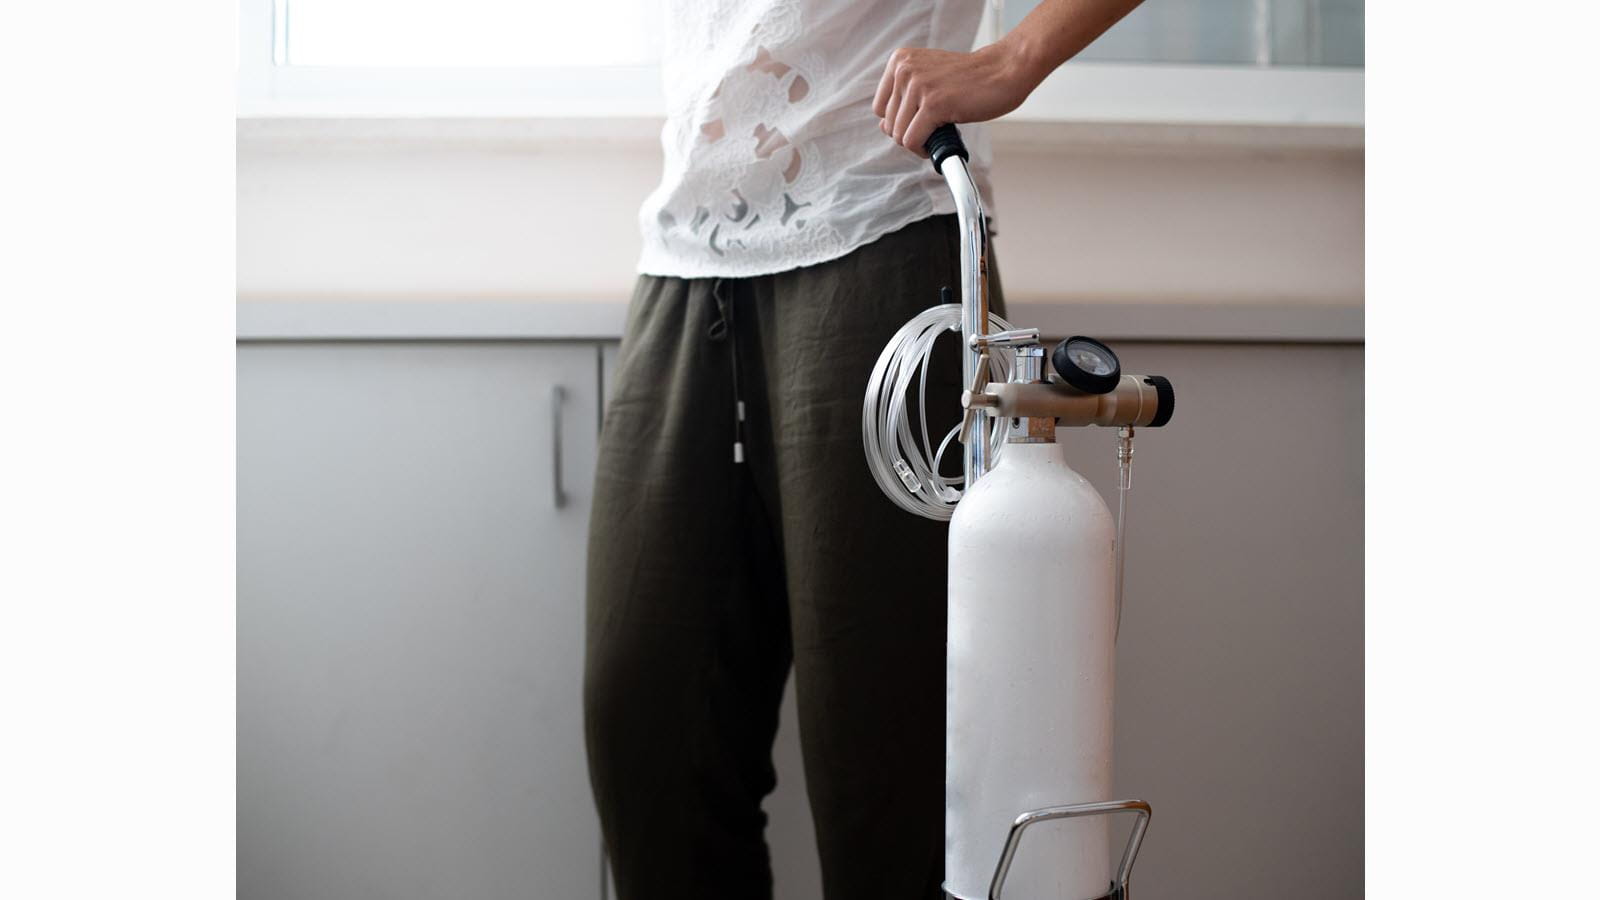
[946,435,1117,900]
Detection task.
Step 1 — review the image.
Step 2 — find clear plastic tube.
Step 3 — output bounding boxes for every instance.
[1114,425,1133,640]
[861,303,1016,521]
[1114,483,1128,639]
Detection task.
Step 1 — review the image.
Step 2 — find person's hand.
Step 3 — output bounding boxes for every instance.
[871,43,1043,157]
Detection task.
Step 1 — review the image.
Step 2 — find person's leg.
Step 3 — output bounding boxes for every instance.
[750,215,1007,900]
[585,274,792,899]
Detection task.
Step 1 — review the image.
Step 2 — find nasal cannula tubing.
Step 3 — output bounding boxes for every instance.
[864,301,1139,645]
[862,303,1016,521]
[1115,425,1134,641]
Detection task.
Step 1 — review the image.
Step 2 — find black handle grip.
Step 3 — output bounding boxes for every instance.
[924,124,969,173]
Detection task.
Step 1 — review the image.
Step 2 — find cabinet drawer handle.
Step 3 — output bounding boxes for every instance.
[552,384,567,509]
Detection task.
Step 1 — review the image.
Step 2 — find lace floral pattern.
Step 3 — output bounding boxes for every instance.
[638,0,992,279]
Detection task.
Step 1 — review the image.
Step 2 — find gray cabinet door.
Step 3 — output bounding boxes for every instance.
[1055,341,1363,900]
[239,340,602,900]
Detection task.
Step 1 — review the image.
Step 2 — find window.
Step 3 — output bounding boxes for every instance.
[1005,0,1363,67]
[237,0,664,114]
[275,0,659,67]
[238,0,1361,126]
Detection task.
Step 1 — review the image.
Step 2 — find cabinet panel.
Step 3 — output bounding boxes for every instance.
[1055,341,1363,900]
[238,340,602,900]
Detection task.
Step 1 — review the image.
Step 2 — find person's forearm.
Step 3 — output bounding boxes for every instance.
[873,0,1145,155]
[998,0,1146,96]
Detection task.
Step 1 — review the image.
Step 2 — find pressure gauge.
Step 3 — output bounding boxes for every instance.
[1051,336,1122,395]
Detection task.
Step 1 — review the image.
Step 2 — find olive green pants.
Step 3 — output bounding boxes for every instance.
[585,214,1006,900]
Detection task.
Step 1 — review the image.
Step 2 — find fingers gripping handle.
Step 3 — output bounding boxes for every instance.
[925,123,970,173]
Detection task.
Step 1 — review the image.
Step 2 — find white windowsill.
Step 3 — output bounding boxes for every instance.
[238,62,1363,152]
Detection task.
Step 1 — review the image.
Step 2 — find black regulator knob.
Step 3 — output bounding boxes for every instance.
[1051,336,1121,395]
[1143,375,1176,427]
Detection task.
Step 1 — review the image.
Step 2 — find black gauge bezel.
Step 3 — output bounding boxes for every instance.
[1051,336,1122,395]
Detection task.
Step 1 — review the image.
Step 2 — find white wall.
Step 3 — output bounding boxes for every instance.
[991,145,1362,304]
[237,122,1363,308]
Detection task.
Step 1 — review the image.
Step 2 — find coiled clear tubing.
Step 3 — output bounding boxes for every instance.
[862,304,1016,521]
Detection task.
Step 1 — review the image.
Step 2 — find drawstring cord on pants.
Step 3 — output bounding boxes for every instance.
[708,279,746,464]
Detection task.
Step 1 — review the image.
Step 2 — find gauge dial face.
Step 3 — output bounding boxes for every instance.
[1052,336,1121,394]
[1065,340,1116,376]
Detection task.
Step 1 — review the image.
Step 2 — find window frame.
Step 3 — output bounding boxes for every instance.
[238,0,663,117]
[237,0,1362,132]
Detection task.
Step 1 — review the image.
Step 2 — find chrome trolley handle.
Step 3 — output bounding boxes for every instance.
[987,800,1153,900]
[925,124,993,486]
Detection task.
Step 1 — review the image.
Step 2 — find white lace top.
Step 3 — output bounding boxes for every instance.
[638,0,994,279]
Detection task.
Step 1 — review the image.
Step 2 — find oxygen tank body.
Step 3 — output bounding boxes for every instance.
[946,438,1117,900]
